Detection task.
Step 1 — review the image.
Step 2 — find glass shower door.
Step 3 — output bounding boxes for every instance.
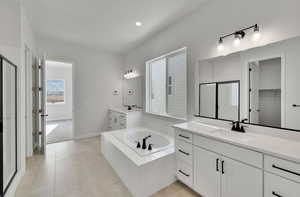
[1,56,17,196]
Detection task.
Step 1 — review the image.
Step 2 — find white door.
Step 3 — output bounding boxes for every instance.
[193,146,221,197]
[221,157,263,197]
[285,51,300,130]
[249,61,260,124]
[32,56,47,154]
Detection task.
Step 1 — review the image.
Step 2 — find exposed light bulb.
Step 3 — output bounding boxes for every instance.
[233,33,241,46]
[217,38,224,51]
[252,24,261,41]
[217,44,224,51]
[135,21,142,27]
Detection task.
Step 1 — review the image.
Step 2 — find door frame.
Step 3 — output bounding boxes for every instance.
[24,45,33,157]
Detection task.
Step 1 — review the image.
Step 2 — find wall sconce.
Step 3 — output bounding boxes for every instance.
[124,69,139,79]
[217,24,260,50]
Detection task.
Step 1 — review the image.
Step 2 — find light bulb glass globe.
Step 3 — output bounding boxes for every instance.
[217,44,224,51]
[234,38,241,46]
[135,21,142,27]
[252,32,261,41]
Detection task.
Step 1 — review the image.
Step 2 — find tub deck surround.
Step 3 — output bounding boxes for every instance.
[101,127,176,197]
[173,121,300,164]
[102,127,175,166]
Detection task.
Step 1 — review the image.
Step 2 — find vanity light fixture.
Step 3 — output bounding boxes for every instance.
[217,38,224,51]
[252,24,261,41]
[124,69,139,79]
[217,24,260,49]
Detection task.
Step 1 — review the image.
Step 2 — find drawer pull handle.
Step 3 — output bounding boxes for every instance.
[292,104,300,107]
[221,160,225,174]
[216,158,219,172]
[272,164,300,176]
[179,149,190,156]
[178,170,190,177]
[179,134,190,139]
[272,191,282,197]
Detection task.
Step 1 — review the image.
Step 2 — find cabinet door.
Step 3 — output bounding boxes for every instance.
[221,157,263,197]
[193,146,221,197]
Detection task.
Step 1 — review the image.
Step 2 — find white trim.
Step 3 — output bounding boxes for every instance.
[24,45,33,157]
[145,47,188,120]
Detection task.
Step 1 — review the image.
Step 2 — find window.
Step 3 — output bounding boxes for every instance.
[47,80,65,104]
[145,48,187,119]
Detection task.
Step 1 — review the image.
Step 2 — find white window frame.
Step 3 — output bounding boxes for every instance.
[145,47,187,120]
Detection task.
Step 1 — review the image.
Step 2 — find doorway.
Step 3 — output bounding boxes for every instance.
[248,57,284,128]
[45,61,73,144]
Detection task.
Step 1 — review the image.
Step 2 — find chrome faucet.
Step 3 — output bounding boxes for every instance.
[142,135,152,149]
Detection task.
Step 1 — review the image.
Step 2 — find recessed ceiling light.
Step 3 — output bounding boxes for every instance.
[135,21,142,27]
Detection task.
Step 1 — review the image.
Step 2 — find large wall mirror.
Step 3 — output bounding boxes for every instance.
[195,36,300,132]
[146,48,187,119]
[199,81,240,121]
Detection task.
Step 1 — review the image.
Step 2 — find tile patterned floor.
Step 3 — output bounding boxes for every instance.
[46,120,73,144]
[14,137,200,197]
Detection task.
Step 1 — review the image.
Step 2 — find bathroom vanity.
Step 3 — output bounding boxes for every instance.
[173,122,300,197]
[107,108,142,130]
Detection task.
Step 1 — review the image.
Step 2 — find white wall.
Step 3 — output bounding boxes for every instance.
[38,37,123,139]
[124,0,300,136]
[46,62,73,121]
[0,1,37,196]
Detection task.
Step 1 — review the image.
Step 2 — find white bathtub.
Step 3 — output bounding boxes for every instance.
[112,127,174,156]
[101,127,175,197]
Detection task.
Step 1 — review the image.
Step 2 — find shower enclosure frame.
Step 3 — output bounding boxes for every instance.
[0,54,18,197]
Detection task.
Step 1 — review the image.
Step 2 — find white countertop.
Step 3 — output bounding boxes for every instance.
[109,107,142,114]
[173,121,300,164]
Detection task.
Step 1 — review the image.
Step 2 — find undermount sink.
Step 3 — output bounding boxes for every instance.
[213,129,253,142]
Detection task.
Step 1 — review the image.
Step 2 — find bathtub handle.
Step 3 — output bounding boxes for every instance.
[178,134,190,139]
[178,170,190,177]
[179,149,190,156]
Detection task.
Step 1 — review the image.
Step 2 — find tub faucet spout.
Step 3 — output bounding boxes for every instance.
[142,135,152,149]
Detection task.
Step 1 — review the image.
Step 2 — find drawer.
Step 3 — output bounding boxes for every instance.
[176,140,193,165]
[176,160,193,187]
[176,129,193,144]
[264,172,300,197]
[264,155,300,183]
[193,135,263,168]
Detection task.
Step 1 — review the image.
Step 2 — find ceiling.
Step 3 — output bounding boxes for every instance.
[23,0,208,54]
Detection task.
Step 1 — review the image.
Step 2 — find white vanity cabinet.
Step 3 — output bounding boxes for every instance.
[107,108,142,130]
[174,123,300,197]
[175,128,263,197]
